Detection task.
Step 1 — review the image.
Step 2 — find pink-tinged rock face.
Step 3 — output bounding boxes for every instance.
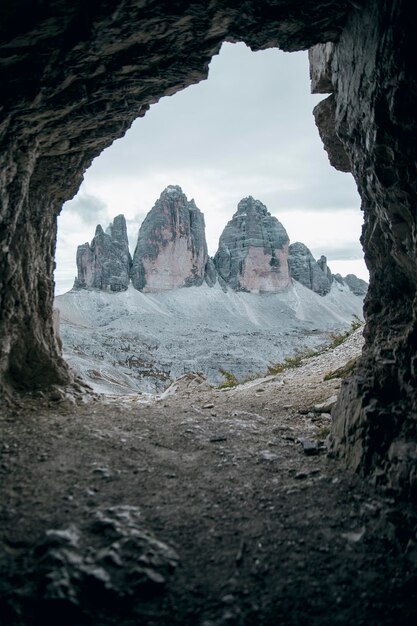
[239,245,291,293]
[141,238,205,292]
[131,186,208,292]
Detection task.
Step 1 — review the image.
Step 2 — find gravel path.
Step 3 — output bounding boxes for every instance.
[1,329,416,625]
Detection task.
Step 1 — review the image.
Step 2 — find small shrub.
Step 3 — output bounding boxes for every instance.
[267,351,313,376]
[324,357,358,381]
[318,425,331,439]
[328,316,363,349]
[218,368,238,388]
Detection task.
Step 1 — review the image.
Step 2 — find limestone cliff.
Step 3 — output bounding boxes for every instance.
[74,215,131,292]
[288,242,332,296]
[214,197,291,293]
[342,273,368,296]
[131,186,208,292]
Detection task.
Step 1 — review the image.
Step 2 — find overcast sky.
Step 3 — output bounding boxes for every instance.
[55,43,367,294]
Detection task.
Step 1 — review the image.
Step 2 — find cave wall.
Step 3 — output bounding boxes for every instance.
[0,0,352,394]
[310,0,417,500]
[1,1,417,498]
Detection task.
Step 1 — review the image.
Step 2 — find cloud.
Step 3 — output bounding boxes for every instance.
[316,243,364,261]
[63,191,107,225]
[55,42,368,292]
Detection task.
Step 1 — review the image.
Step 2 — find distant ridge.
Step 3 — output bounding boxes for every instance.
[73,185,367,297]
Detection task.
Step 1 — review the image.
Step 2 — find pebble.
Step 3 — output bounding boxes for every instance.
[258,450,278,462]
[202,403,215,409]
[49,390,64,401]
[341,526,366,542]
[295,471,308,480]
[221,594,235,605]
[298,438,319,456]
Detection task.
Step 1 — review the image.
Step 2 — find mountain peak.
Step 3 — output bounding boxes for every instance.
[161,184,184,197]
[75,214,131,292]
[288,241,332,296]
[131,188,208,292]
[214,197,290,293]
[236,196,269,217]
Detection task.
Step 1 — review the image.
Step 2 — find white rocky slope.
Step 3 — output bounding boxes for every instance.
[55,280,364,395]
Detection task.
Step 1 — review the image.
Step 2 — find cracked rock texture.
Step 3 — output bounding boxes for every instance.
[131,186,208,292]
[214,197,291,293]
[75,215,131,292]
[288,242,332,296]
[309,0,417,500]
[9,505,178,622]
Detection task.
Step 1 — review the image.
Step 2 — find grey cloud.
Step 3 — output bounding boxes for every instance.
[63,192,107,225]
[311,243,364,261]
[85,43,359,216]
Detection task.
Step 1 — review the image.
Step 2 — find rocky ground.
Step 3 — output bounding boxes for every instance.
[1,330,416,626]
[56,280,365,394]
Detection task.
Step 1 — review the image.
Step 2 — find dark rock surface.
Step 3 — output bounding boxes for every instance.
[214,196,291,292]
[310,1,417,500]
[313,94,351,173]
[131,186,208,292]
[288,242,332,296]
[74,215,131,292]
[3,504,178,623]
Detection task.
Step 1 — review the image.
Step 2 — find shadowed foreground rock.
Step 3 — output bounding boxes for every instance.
[309,1,417,500]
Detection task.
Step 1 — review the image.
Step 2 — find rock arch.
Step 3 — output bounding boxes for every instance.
[1,0,416,498]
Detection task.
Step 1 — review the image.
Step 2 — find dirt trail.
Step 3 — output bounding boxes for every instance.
[1,331,416,625]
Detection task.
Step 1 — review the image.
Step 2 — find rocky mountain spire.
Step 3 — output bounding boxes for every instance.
[74,214,132,291]
[131,185,208,292]
[287,242,332,296]
[213,196,291,292]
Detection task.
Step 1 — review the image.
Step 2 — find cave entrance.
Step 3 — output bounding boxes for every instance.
[54,42,366,396]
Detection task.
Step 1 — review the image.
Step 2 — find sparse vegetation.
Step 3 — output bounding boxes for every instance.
[324,356,358,381]
[218,368,239,388]
[317,425,331,439]
[267,349,316,376]
[329,317,362,349]
[218,316,363,388]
